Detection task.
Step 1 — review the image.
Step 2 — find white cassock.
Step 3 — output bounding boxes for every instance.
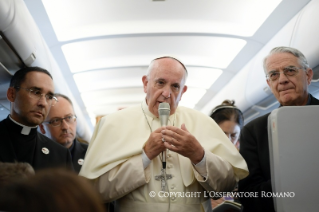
[80,100,248,212]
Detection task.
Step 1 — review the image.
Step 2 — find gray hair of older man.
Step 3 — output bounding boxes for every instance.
[145,56,188,82]
[263,46,310,75]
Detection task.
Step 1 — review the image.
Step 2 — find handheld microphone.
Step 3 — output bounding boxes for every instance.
[158,103,170,169]
[159,102,170,127]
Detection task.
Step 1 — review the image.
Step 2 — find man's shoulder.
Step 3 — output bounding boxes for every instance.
[310,95,319,105]
[0,120,4,130]
[0,118,5,124]
[244,113,270,129]
[97,104,141,128]
[75,139,88,150]
[0,118,8,132]
[102,104,140,119]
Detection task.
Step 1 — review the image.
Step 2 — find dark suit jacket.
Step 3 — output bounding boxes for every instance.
[238,94,319,212]
[0,118,73,171]
[72,139,88,173]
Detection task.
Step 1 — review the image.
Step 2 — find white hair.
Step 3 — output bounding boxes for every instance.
[263,46,309,74]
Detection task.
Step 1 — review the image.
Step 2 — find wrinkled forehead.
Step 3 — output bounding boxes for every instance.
[23,71,55,93]
[48,97,75,118]
[266,52,300,71]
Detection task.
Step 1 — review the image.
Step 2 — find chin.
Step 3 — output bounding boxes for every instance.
[279,95,293,103]
[29,119,42,126]
[60,141,71,148]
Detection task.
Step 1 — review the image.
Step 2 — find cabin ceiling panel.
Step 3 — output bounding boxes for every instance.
[62,36,246,73]
[73,67,146,93]
[178,87,207,109]
[81,88,145,107]
[42,0,282,41]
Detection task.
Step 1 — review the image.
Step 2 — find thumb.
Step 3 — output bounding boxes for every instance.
[181,123,188,132]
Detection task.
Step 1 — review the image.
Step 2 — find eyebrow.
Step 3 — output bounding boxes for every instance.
[155,78,166,81]
[269,65,298,72]
[156,78,181,84]
[50,114,73,120]
[30,86,41,90]
[30,86,54,96]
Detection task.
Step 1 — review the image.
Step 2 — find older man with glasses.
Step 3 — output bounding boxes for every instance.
[0,67,73,171]
[238,46,319,212]
[40,94,88,173]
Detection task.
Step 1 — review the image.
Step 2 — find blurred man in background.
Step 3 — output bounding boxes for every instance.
[40,94,87,173]
[0,67,73,171]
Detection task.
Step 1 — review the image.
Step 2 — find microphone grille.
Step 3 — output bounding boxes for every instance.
[158,102,170,116]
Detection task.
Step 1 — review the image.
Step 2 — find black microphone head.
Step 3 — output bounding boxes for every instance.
[158,103,170,126]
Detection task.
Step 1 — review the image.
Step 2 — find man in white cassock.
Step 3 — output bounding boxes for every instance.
[80,56,249,212]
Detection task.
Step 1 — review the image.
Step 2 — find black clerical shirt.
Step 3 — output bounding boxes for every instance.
[8,117,37,165]
[0,116,73,171]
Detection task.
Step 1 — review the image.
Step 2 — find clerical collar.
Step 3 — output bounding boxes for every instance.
[9,115,38,135]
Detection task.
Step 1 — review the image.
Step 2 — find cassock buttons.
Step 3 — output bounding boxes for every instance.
[42,147,49,155]
[78,159,84,165]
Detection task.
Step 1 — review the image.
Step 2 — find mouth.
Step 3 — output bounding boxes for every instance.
[61,133,72,138]
[279,88,294,92]
[33,111,44,117]
[157,100,169,104]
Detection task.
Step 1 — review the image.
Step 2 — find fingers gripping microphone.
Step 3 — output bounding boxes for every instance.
[158,103,170,169]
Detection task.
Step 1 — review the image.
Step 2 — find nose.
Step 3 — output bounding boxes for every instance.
[37,94,48,106]
[278,71,289,84]
[162,86,171,99]
[61,119,69,129]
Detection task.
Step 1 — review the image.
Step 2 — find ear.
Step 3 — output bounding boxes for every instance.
[182,85,187,94]
[266,79,271,87]
[39,124,46,134]
[306,68,313,85]
[179,85,188,101]
[7,87,16,103]
[142,75,148,93]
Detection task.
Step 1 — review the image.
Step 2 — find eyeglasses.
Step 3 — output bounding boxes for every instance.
[14,86,58,106]
[43,115,77,127]
[266,66,304,81]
